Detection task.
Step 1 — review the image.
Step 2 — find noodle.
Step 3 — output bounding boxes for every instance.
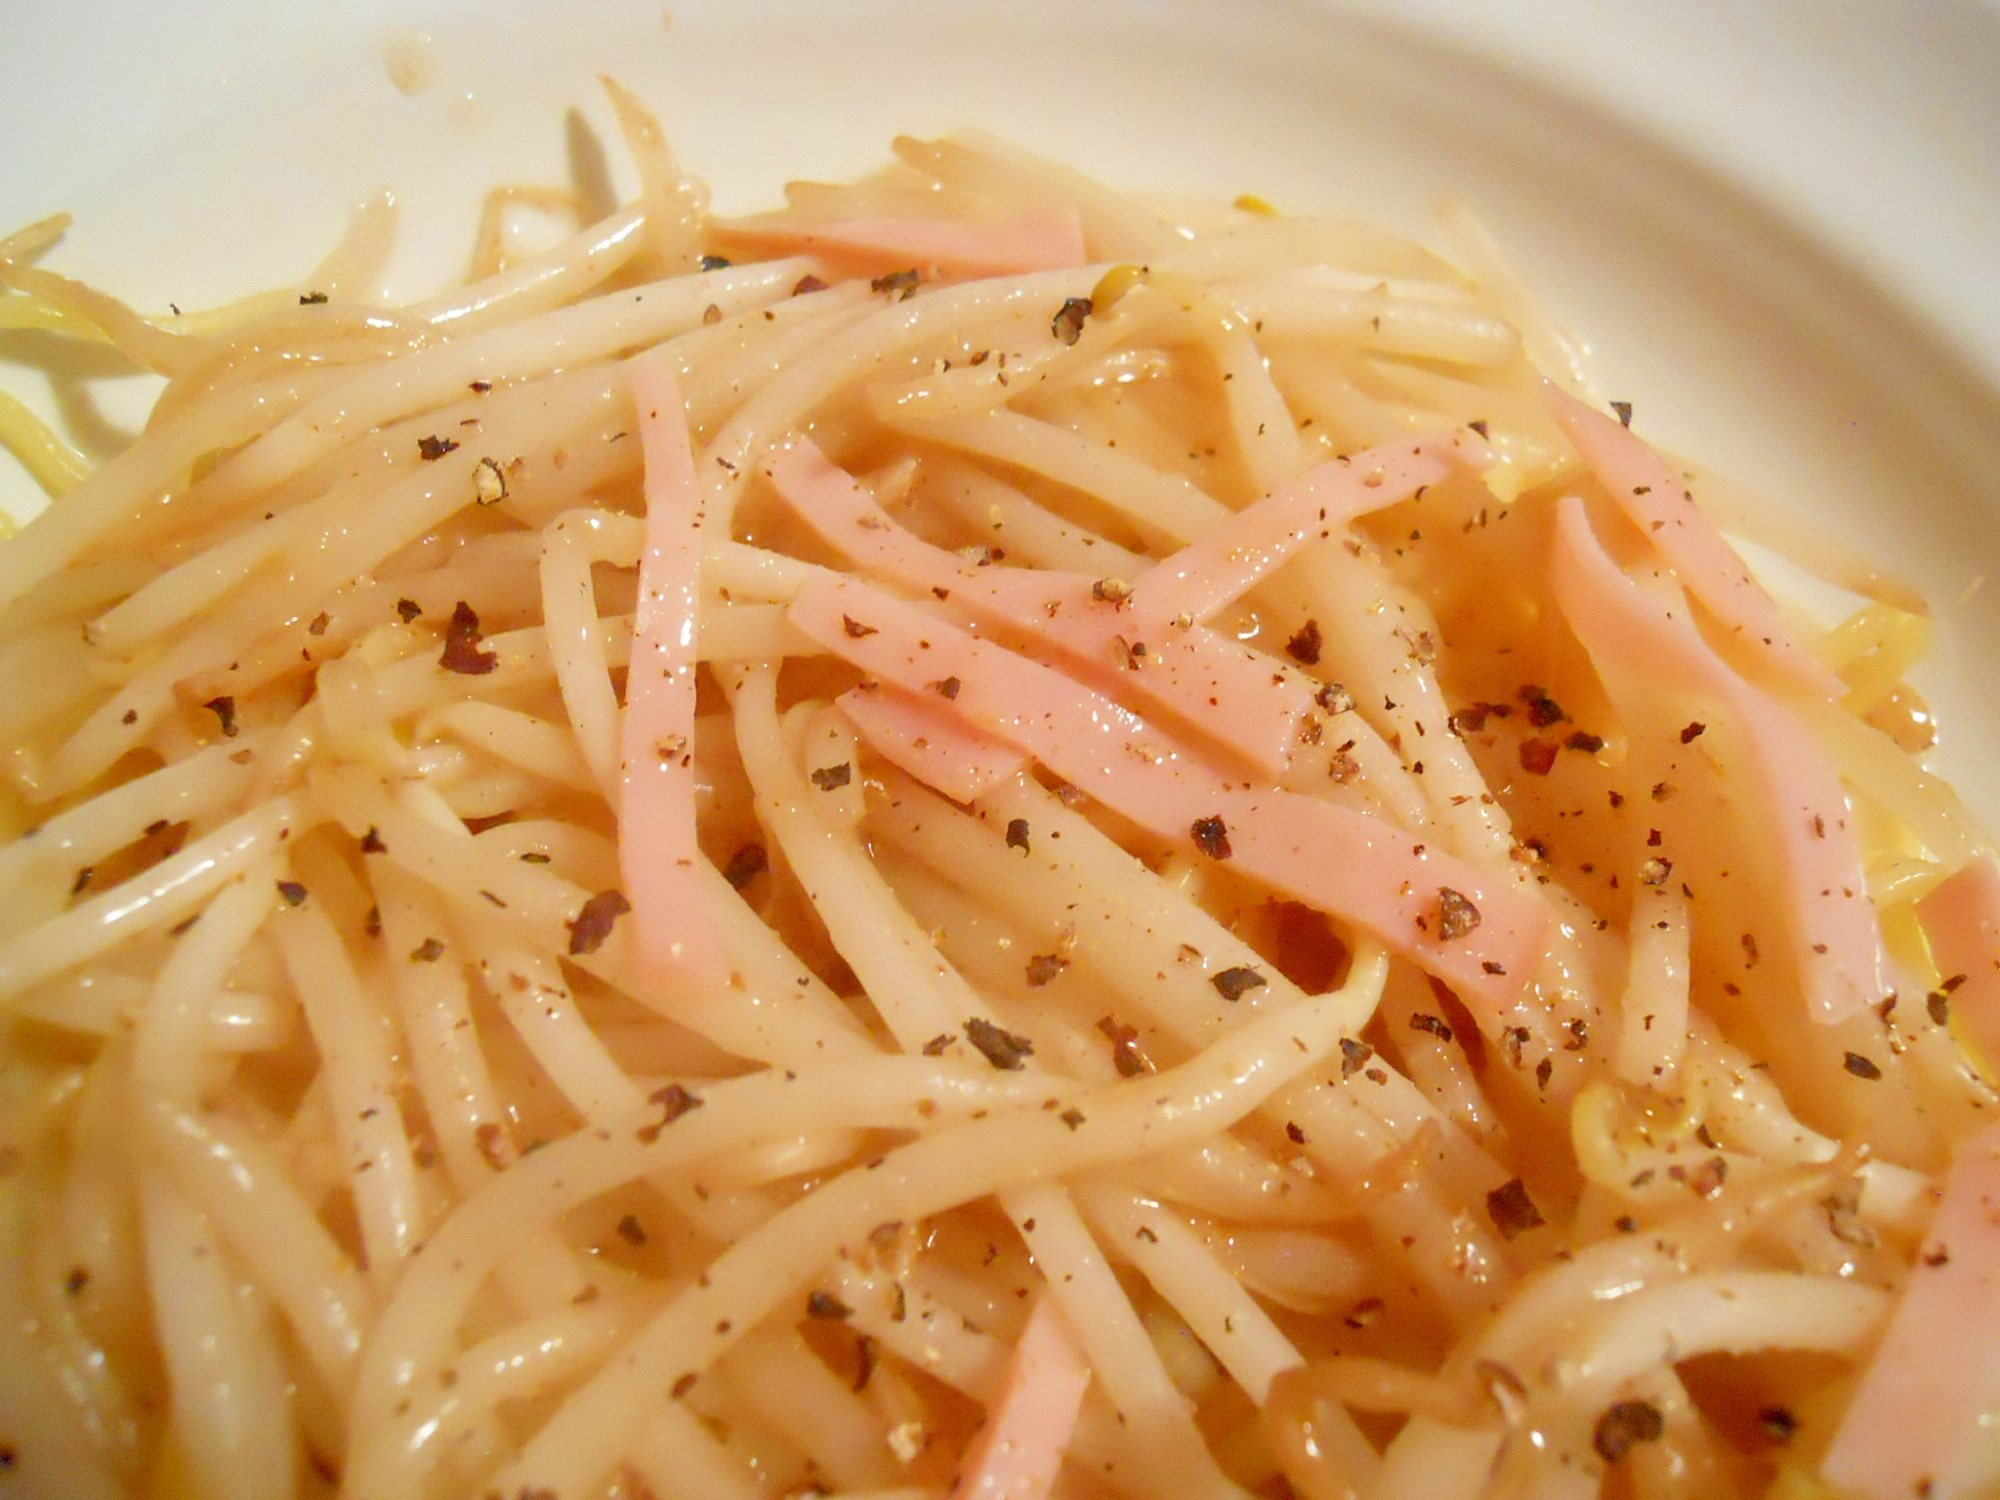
[2,88,1996,1500]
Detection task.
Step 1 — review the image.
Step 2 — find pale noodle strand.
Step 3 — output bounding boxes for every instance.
[138,1178,299,1500]
[1613,879,1692,1086]
[476,978,1378,1500]
[539,506,643,796]
[0,1180,129,1500]
[0,736,262,931]
[998,1181,1245,1500]
[130,866,278,1104]
[626,1400,768,1500]
[716,1321,901,1491]
[0,795,305,1000]
[144,1102,373,1402]
[725,663,998,1052]
[270,900,427,1290]
[702,267,1102,530]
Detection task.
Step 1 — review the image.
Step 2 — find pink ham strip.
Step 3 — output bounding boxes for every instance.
[1916,853,2000,1083]
[956,1293,1092,1500]
[619,356,726,994]
[765,440,1309,777]
[837,682,1027,803]
[1820,1120,2000,1500]
[1551,495,1882,1023]
[1126,428,1487,625]
[1545,384,1847,700]
[789,573,1545,1014]
[766,438,1458,778]
[711,208,1087,281]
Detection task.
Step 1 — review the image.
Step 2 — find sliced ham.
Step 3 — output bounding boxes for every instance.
[1127,428,1486,625]
[788,573,1546,1014]
[708,208,1087,281]
[620,355,727,994]
[1551,494,1882,1023]
[955,1293,1092,1500]
[1915,853,2000,1084]
[1821,1121,2000,1500]
[837,682,1027,803]
[765,440,1309,777]
[1545,384,1847,701]
[763,437,1460,779]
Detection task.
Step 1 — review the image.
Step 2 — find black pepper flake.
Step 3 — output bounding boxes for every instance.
[70,867,94,897]
[1565,731,1605,754]
[921,1033,955,1056]
[360,826,387,855]
[1211,966,1267,1002]
[965,1017,1034,1070]
[1687,1156,1728,1199]
[417,434,460,462]
[841,615,878,639]
[364,906,382,937]
[567,890,631,956]
[1609,401,1634,429]
[933,676,962,700]
[1285,619,1323,665]
[1190,815,1232,859]
[793,273,827,295]
[1409,1012,1454,1044]
[63,1266,89,1297]
[614,1214,647,1247]
[276,880,307,906]
[637,1083,704,1144]
[1005,818,1031,853]
[723,843,768,890]
[699,254,732,271]
[1285,1121,1306,1145]
[1680,721,1707,744]
[1025,954,1069,988]
[807,1290,853,1320]
[396,597,423,623]
[1059,1108,1086,1130]
[1316,682,1355,715]
[1343,1295,1385,1329]
[307,611,331,637]
[1485,1178,1544,1240]
[1928,989,1951,1026]
[203,695,239,738]
[440,601,497,675]
[1757,1407,1798,1445]
[1467,419,1490,438]
[1518,739,1558,776]
[1091,577,1132,606]
[409,937,445,963]
[1436,888,1481,941]
[1338,1037,1374,1078]
[1535,1056,1554,1091]
[1518,685,1566,727]
[1843,1051,1882,1080]
[121,709,138,724]
[299,290,329,305]
[871,268,921,300]
[1051,296,1092,345]
[1593,1399,1664,1462]
[1095,1016,1151,1077]
[810,762,853,791]
[469,380,492,394]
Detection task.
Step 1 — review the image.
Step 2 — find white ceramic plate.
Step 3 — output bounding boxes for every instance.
[4,0,1996,830]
